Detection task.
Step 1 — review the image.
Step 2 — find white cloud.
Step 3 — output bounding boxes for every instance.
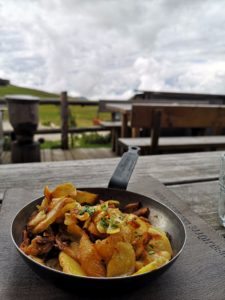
[0,0,225,98]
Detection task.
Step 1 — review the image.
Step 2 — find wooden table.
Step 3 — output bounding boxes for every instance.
[1,150,225,299]
[105,103,132,137]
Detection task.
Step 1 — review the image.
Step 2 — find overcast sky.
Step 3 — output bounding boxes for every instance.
[0,0,225,99]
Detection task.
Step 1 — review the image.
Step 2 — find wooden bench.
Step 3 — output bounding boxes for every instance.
[118,103,225,155]
[97,100,132,152]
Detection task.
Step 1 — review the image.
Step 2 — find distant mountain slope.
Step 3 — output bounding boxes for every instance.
[0,84,59,98]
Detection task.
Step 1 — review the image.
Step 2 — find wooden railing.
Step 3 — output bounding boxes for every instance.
[0,92,109,149]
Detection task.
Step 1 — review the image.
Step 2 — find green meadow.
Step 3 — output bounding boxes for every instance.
[0,84,110,127]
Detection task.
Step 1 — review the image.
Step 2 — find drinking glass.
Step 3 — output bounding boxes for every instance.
[219,153,225,226]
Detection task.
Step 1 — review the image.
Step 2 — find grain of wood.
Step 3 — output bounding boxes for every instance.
[40,148,45,162]
[51,149,66,161]
[63,149,74,161]
[169,181,225,237]
[0,151,222,194]
[42,149,52,162]
[1,151,11,164]
[132,103,225,128]
[1,148,116,164]
[120,136,225,148]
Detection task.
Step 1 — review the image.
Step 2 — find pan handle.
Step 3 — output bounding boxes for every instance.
[108,146,140,190]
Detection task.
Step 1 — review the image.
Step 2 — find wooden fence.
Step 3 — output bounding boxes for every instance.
[0,92,111,149]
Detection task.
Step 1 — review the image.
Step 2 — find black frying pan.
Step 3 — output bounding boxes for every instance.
[11,147,186,290]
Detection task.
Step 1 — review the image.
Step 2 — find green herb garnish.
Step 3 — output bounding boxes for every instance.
[100,217,109,228]
[79,206,95,216]
[110,223,119,229]
[101,204,108,211]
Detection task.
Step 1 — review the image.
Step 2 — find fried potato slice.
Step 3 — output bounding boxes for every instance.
[78,232,106,277]
[32,198,73,234]
[27,210,46,228]
[59,251,86,276]
[52,183,77,199]
[64,213,83,237]
[87,221,105,238]
[95,233,123,262]
[133,256,168,275]
[107,242,135,277]
[148,227,173,256]
[67,223,83,237]
[44,186,52,201]
[37,196,49,211]
[56,200,76,221]
[75,190,99,205]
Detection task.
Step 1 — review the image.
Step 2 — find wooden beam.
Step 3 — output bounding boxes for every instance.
[60,91,69,149]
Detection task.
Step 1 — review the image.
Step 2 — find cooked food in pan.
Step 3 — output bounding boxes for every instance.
[20,183,173,277]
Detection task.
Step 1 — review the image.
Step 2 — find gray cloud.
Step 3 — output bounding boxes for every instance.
[0,0,225,98]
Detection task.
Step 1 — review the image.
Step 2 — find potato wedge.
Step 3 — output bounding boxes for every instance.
[107,242,135,277]
[59,251,86,276]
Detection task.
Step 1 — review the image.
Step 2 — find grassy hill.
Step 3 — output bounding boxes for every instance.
[0,84,59,98]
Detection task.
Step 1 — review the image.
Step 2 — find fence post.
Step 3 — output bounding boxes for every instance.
[60,91,69,149]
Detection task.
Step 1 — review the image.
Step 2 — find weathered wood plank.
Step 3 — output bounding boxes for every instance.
[99,148,116,158]
[169,181,225,237]
[40,148,45,162]
[120,136,225,148]
[71,148,92,160]
[1,148,116,164]
[1,151,11,164]
[51,149,66,161]
[63,149,74,161]
[0,151,222,195]
[132,103,225,128]
[42,149,52,162]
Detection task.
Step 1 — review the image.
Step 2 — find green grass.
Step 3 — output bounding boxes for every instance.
[1,84,112,149]
[40,140,61,149]
[1,84,111,127]
[39,105,110,127]
[0,84,58,98]
[39,133,111,149]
